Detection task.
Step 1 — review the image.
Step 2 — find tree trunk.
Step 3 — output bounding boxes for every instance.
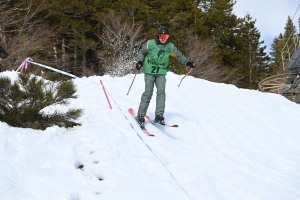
[74,46,77,73]
[249,49,252,86]
[62,38,66,70]
[53,40,58,68]
[81,50,88,76]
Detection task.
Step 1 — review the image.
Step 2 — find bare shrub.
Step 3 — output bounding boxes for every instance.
[184,35,240,85]
[0,0,53,72]
[96,10,145,77]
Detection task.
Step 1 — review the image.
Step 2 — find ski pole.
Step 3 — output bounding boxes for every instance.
[178,68,193,87]
[126,70,139,95]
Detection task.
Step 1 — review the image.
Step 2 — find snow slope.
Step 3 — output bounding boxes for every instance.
[0,71,299,200]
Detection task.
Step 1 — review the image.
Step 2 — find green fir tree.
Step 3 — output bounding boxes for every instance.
[0,72,82,130]
[270,16,297,73]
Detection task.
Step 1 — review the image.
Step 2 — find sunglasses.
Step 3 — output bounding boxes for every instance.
[159,34,169,40]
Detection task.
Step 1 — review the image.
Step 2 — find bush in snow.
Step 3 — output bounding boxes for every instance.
[0,72,82,130]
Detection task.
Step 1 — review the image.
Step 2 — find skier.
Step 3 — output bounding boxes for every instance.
[0,42,9,72]
[135,27,196,126]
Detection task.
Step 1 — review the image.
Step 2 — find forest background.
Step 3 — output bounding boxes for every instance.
[0,0,299,90]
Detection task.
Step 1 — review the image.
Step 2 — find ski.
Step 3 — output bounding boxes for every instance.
[128,108,154,136]
[145,116,179,128]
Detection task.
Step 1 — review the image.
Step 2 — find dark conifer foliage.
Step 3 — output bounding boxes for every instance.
[270,16,298,74]
[0,72,82,130]
[2,0,294,89]
[235,14,270,89]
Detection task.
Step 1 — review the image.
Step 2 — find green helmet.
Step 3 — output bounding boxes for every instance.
[158,27,169,35]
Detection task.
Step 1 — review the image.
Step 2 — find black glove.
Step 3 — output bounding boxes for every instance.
[136,61,143,70]
[186,61,196,68]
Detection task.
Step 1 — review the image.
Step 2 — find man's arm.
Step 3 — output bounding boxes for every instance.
[171,45,196,68]
[137,41,148,62]
[171,45,189,65]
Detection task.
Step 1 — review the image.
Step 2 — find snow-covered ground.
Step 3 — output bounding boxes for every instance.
[0,70,299,200]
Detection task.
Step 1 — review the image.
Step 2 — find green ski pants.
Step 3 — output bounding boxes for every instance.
[137,74,166,116]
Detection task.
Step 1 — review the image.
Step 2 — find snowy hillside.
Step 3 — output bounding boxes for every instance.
[0,70,299,200]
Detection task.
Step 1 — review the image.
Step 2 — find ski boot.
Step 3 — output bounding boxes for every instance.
[136,114,145,127]
[154,114,165,125]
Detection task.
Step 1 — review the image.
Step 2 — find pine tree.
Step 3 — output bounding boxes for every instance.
[0,72,82,130]
[235,14,269,89]
[269,33,285,74]
[49,0,99,76]
[269,16,297,73]
[198,0,240,67]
